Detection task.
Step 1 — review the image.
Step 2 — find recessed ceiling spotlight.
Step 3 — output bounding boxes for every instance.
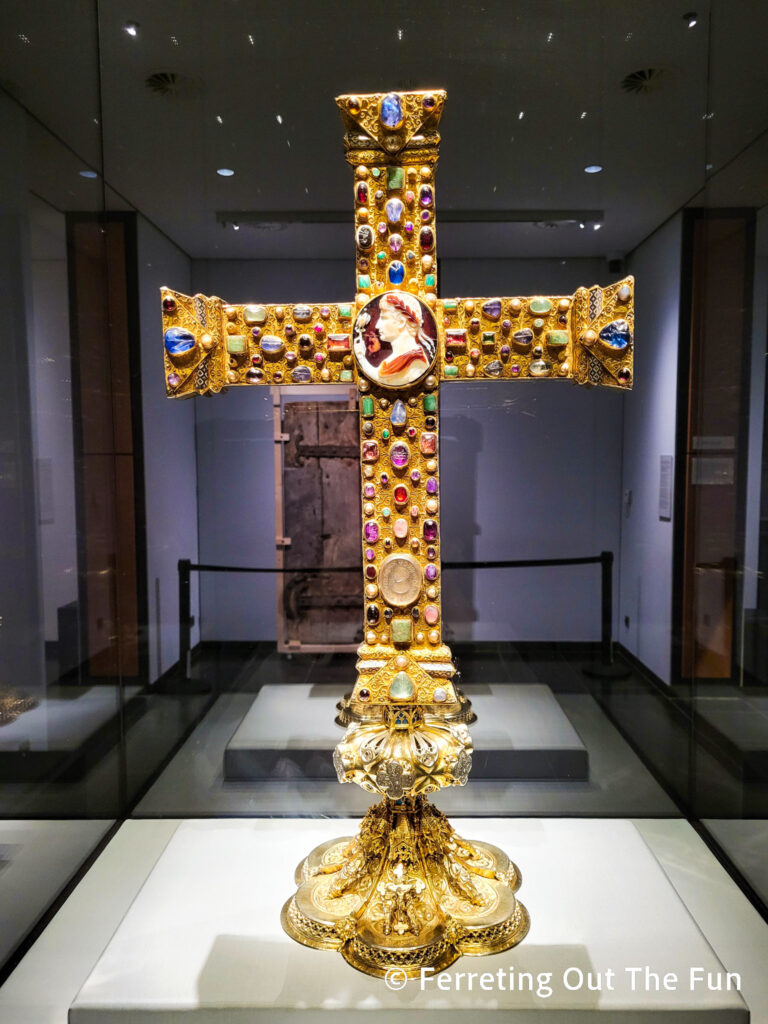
[546,31,554,43]
[123,21,139,37]
[578,222,585,230]
[217,168,234,177]
[79,170,98,179]
[593,223,602,231]
[518,111,524,120]
[247,34,254,45]
[705,162,713,170]
[584,164,603,173]
[276,114,283,124]
[233,223,240,231]
[216,115,223,124]
[684,11,698,27]
[580,111,587,119]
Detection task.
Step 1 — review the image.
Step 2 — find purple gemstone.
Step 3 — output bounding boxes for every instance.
[404,221,414,234]
[167,373,181,388]
[364,483,375,498]
[500,345,511,358]
[423,519,438,542]
[364,522,379,543]
[380,473,389,485]
[427,546,437,560]
[390,442,410,469]
[410,470,421,484]
[419,185,433,207]
[425,564,438,581]
[251,327,262,339]
[421,210,431,222]
[365,548,376,561]
[426,478,438,495]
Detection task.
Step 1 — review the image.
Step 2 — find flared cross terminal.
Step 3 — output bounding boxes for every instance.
[160,89,634,979]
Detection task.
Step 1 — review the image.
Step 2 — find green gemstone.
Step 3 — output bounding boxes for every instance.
[444,365,459,377]
[382,428,390,440]
[482,331,495,345]
[423,394,437,413]
[529,297,552,315]
[371,167,382,179]
[382,507,391,518]
[358,274,371,290]
[546,330,568,348]
[425,273,436,288]
[226,335,247,355]
[443,299,458,311]
[391,619,412,645]
[377,251,386,262]
[389,671,415,700]
[387,166,404,190]
[340,369,353,382]
[338,304,352,319]
[361,396,374,417]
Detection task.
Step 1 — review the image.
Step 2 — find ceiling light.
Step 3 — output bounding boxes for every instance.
[705,162,713,170]
[684,11,698,27]
[580,111,587,119]
[593,223,602,231]
[397,27,403,40]
[701,111,714,120]
[170,35,179,46]
[247,34,254,45]
[584,164,603,173]
[17,32,31,44]
[518,111,524,120]
[546,31,554,43]
[123,21,139,37]
[217,168,234,177]
[216,115,223,124]
[232,223,240,231]
[79,170,98,179]
[579,222,585,230]
[276,114,283,124]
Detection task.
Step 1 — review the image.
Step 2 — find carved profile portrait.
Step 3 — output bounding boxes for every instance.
[353,290,438,387]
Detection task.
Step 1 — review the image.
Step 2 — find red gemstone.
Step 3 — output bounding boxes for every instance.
[394,485,408,504]
[162,296,176,314]
[356,182,368,204]
[419,227,434,251]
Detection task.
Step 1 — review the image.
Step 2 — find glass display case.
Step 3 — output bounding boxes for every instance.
[0,0,766,1018]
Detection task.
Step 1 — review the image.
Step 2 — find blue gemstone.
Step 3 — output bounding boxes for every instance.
[388,261,405,285]
[482,299,502,321]
[380,93,404,129]
[291,366,312,383]
[390,399,407,426]
[598,319,631,351]
[261,335,285,356]
[164,326,195,356]
[386,198,404,224]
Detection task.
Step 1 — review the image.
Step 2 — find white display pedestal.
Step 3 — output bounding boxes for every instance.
[70,818,747,1022]
[224,684,588,781]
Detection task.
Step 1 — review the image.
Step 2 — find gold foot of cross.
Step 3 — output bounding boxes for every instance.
[160,89,634,977]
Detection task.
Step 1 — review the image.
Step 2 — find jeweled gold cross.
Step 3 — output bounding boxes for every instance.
[160,89,634,979]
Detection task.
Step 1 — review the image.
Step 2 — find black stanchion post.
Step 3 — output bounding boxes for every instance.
[178,558,191,682]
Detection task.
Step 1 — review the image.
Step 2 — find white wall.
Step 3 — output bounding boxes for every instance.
[743,207,768,609]
[137,217,199,682]
[28,199,78,642]
[193,257,625,643]
[619,214,683,684]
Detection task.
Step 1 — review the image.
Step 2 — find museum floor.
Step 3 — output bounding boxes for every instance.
[0,642,766,1022]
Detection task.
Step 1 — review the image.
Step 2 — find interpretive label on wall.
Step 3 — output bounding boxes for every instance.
[659,455,673,521]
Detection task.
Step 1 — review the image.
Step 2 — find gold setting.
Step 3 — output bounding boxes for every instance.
[160,87,636,978]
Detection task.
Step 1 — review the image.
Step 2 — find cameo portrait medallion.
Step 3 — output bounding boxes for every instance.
[353,290,438,388]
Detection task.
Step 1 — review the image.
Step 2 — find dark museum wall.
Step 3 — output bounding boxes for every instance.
[620,214,683,684]
[190,256,624,643]
[137,217,200,683]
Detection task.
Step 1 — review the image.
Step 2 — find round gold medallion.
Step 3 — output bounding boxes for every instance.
[379,554,422,608]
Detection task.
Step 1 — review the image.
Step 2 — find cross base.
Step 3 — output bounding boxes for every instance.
[281,796,529,979]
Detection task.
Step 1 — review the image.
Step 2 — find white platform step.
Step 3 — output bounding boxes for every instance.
[70,818,747,1022]
[224,683,588,781]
